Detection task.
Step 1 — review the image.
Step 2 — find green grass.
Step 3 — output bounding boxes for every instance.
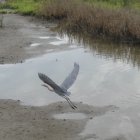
[0,0,139,43]
[0,0,139,15]
[8,0,41,15]
[0,0,43,15]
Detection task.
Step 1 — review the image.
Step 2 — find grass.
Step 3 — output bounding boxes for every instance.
[8,0,41,15]
[0,14,3,28]
[0,0,42,15]
[40,0,140,44]
[1,0,139,15]
[0,0,140,44]
[83,0,140,9]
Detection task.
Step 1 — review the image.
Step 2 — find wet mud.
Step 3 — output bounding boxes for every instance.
[0,14,68,64]
[0,99,118,140]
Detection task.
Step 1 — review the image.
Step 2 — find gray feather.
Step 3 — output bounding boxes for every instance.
[38,73,61,90]
[61,62,79,90]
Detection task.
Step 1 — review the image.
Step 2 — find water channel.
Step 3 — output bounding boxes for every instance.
[0,14,140,140]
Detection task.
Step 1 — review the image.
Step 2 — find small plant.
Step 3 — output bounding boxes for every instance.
[122,0,131,7]
[0,14,3,28]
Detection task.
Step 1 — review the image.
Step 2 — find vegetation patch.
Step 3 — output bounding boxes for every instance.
[0,0,140,44]
[0,0,42,15]
[0,14,3,27]
[83,0,140,9]
[40,0,140,44]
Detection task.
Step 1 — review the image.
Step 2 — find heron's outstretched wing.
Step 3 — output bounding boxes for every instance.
[38,73,60,90]
[61,63,79,90]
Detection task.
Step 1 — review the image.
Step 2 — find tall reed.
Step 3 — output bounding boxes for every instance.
[40,0,140,43]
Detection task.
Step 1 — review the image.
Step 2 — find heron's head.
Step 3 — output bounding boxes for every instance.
[42,84,54,92]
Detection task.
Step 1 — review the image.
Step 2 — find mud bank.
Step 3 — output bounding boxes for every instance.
[0,14,60,64]
[0,99,118,140]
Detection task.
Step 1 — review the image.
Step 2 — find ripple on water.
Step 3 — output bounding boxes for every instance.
[38,36,50,39]
[49,36,69,46]
[49,40,68,46]
[30,43,41,47]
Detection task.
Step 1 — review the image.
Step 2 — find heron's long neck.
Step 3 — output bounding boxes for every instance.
[42,84,54,92]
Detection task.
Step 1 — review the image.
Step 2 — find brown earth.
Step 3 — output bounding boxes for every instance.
[0,14,58,64]
[0,99,117,140]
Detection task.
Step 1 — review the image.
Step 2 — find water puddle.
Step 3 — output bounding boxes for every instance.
[49,41,64,45]
[0,46,140,109]
[30,43,41,47]
[53,113,87,120]
[49,35,69,46]
[38,36,50,39]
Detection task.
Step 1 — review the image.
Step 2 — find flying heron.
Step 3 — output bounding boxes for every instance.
[38,62,79,109]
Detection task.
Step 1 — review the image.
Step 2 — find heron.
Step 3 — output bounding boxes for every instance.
[38,62,79,109]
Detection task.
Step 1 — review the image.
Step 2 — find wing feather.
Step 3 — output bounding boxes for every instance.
[61,63,79,90]
[38,73,60,90]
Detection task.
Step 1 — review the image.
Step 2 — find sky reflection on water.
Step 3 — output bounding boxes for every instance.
[0,45,140,109]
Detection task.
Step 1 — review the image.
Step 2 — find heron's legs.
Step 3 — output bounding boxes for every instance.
[66,97,77,108]
[66,98,76,109]
[63,96,77,109]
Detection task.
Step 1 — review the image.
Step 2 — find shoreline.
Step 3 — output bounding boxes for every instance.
[40,0,140,45]
[1,0,140,45]
[0,14,57,64]
[0,99,117,140]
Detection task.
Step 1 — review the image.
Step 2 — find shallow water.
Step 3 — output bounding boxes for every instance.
[0,28,140,139]
[53,113,87,120]
[0,37,140,109]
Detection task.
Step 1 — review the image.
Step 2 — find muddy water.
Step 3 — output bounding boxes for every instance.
[0,40,140,108]
[0,14,140,140]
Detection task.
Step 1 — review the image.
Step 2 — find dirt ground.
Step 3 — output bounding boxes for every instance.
[0,99,117,140]
[0,14,58,64]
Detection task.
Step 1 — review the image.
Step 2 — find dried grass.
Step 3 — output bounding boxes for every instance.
[40,0,140,43]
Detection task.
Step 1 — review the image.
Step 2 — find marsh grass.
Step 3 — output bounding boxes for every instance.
[9,0,39,15]
[39,0,76,20]
[0,14,3,28]
[40,0,140,44]
[0,0,139,43]
[83,0,140,9]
